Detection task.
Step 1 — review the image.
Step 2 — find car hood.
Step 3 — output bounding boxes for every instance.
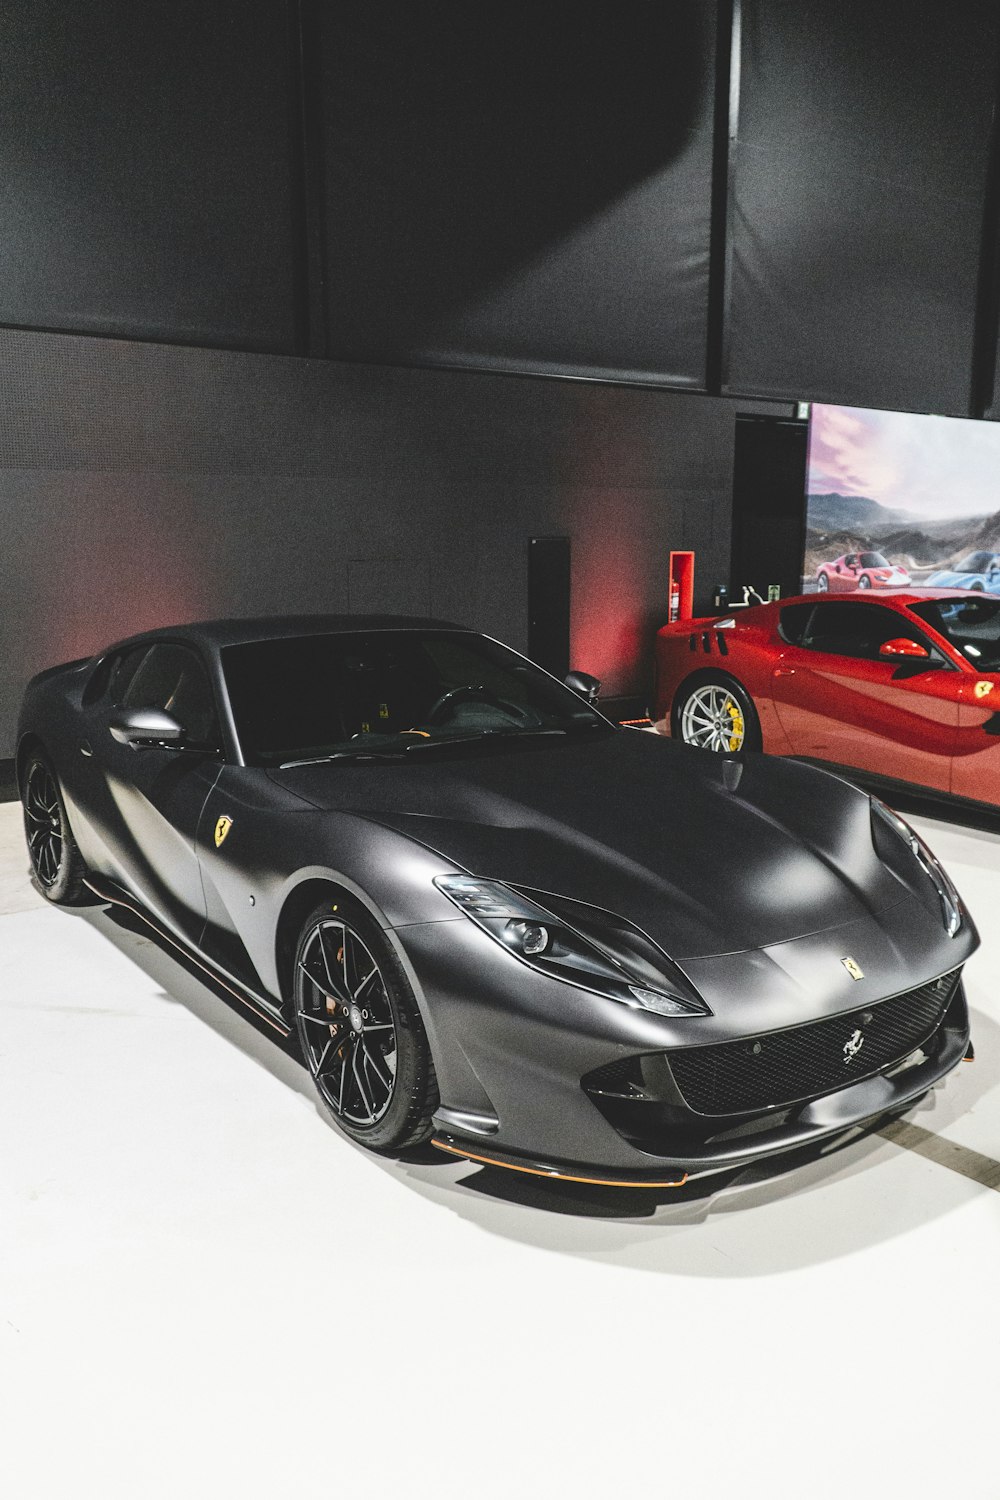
[268,732,908,960]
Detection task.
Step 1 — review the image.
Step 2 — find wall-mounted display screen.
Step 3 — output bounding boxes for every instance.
[802,404,1000,594]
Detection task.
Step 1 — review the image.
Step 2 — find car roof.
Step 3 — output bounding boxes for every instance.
[773,588,989,609]
[103,614,472,654]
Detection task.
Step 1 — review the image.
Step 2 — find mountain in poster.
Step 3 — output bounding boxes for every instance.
[806,492,919,530]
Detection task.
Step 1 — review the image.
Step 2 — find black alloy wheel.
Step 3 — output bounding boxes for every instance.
[22,753,91,904]
[292,899,437,1152]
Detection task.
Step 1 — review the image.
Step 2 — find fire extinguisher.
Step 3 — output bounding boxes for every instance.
[669,579,680,622]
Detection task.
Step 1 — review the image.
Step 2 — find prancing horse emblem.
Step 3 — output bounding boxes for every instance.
[843,1028,865,1064]
[842,956,864,981]
[214,816,233,849]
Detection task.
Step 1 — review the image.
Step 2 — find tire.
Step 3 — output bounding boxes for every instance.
[816,572,829,592]
[672,674,762,754]
[858,575,871,589]
[292,898,438,1153]
[21,752,92,905]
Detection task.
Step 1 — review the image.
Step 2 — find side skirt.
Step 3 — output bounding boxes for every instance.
[83,876,291,1037]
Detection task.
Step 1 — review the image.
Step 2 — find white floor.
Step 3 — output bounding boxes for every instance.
[1,798,998,1500]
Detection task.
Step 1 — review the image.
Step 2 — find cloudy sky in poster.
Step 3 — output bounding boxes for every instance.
[808,404,1000,519]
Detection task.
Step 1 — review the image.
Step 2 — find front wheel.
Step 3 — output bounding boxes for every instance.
[292,899,438,1153]
[21,753,92,904]
[858,574,872,589]
[673,676,762,754]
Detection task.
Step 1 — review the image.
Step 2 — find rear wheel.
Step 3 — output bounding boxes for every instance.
[816,572,829,592]
[292,898,437,1152]
[21,753,92,904]
[673,676,762,754]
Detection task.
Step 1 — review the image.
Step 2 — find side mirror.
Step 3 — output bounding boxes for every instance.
[109,706,186,748]
[564,670,601,704]
[879,637,929,659]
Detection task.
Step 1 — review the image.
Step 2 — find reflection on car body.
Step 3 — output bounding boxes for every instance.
[18,613,976,1191]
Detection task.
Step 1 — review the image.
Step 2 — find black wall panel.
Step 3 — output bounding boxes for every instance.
[0,0,300,352]
[725,0,1000,416]
[0,329,734,754]
[319,1,717,385]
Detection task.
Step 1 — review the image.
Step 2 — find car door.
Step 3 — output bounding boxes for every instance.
[76,641,223,945]
[769,600,960,792]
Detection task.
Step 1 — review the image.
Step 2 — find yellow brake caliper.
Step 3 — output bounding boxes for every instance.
[725,699,744,751]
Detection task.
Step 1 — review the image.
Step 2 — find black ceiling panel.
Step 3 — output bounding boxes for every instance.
[319,0,717,386]
[725,0,1000,415]
[0,0,300,352]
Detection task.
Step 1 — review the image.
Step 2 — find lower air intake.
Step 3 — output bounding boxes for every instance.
[668,969,961,1117]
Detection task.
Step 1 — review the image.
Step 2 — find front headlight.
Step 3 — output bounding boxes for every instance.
[434,875,711,1018]
[870,798,962,937]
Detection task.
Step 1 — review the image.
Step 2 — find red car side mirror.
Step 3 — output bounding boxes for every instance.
[879,637,929,659]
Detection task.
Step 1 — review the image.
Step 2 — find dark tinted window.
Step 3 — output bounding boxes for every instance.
[954,551,1000,573]
[120,643,221,749]
[778,602,815,644]
[801,602,933,660]
[222,630,608,767]
[910,596,1000,670]
[859,552,889,568]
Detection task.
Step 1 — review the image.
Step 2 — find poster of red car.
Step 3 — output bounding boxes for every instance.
[804,405,1000,594]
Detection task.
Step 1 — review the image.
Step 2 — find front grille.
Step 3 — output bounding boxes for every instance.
[668,969,961,1117]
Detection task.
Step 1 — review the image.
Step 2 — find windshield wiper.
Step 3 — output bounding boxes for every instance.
[278,749,410,768]
[278,727,582,767]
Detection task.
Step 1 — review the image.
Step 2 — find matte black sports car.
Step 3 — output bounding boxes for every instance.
[18,615,977,1187]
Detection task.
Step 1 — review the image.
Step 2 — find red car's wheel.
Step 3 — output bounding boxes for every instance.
[817,572,829,591]
[673,675,762,754]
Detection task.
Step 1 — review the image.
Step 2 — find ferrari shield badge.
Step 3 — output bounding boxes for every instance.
[214,816,233,849]
[974,680,993,700]
[841,956,864,981]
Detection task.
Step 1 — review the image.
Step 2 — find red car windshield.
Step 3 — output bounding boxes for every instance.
[910,596,1000,670]
[859,552,890,568]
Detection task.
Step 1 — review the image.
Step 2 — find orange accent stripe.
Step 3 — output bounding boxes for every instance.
[84,879,290,1036]
[619,717,653,726]
[431,1137,688,1189]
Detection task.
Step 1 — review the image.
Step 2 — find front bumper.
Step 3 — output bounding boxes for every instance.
[392,907,975,1185]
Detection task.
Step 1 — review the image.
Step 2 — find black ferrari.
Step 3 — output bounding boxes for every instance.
[17,615,977,1187]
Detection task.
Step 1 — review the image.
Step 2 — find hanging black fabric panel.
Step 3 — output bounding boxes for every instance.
[319,1,717,386]
[0,0,300,353]
[726,0,999,416]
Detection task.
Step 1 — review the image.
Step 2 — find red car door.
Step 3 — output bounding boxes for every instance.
[950,675,1000,803]
[769,600,959,792]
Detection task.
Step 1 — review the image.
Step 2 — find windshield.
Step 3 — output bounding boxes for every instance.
[859,552,890,568]
[955,552,998,574]
[910,596,1000,670]
[222,629,610,766]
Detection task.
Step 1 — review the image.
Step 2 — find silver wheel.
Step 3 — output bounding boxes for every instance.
[679,684,747,752]
[817,572,829,592]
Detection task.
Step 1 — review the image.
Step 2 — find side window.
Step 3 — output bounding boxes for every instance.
[120,644,222,750]
[801,603,934,661]
[109,646,153,705]
[778,602,815,645]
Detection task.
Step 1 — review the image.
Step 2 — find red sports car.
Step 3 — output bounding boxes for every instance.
[816,552,911,591]
[653,590,1000,807]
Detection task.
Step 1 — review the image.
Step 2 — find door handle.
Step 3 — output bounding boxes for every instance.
[773,667,796,678]
[80,740,93,757]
